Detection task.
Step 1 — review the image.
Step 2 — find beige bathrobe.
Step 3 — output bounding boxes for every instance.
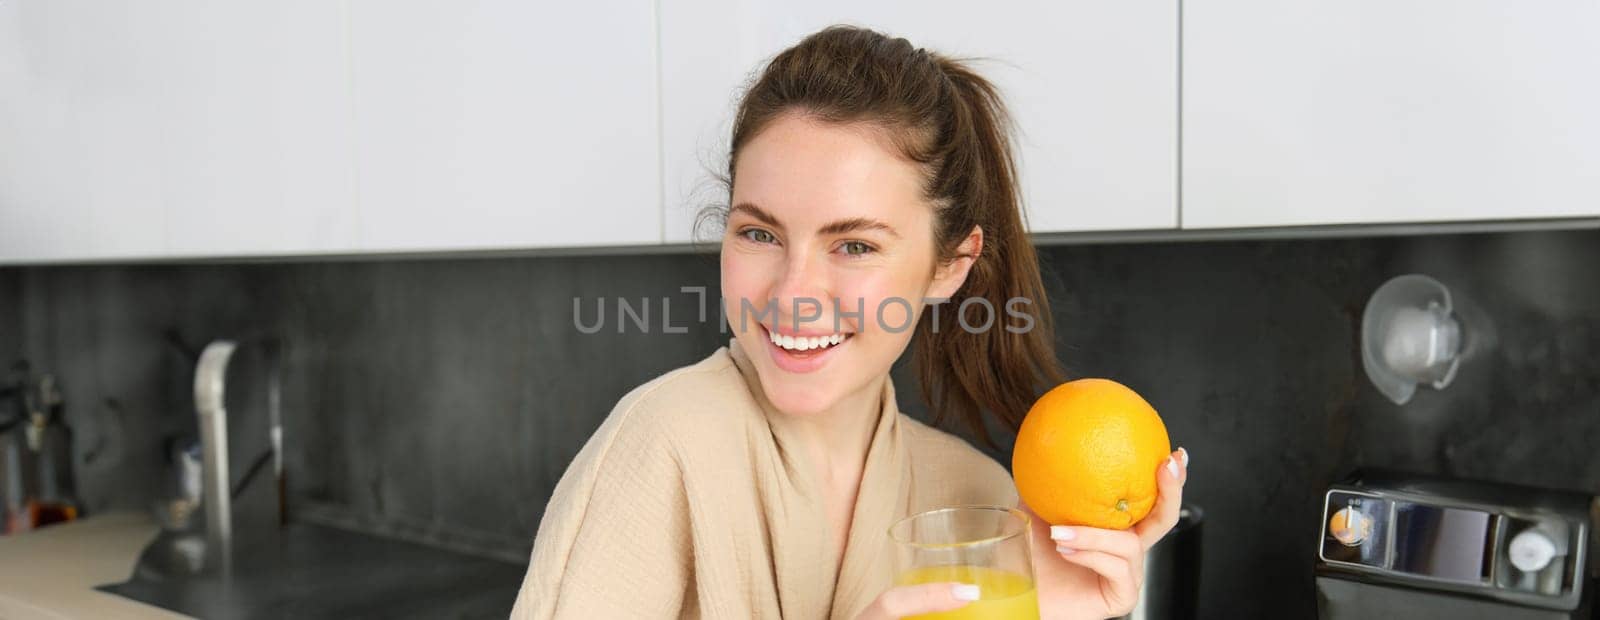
[511,337,1018,619]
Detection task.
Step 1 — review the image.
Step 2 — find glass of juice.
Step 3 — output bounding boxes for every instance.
[888,505,1039,620]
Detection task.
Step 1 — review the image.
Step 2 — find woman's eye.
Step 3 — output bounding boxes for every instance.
[839,241,875,256]
[740,228,777,244]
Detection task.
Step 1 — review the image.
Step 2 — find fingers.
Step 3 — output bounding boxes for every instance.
[1050,523,1144,585]
[1049,524,1142,560]
[1052,549,1140,613]
[1133,447,1188,549]
[858,582,977,620]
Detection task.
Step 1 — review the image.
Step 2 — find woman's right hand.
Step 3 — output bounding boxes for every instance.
[856,582,980,619]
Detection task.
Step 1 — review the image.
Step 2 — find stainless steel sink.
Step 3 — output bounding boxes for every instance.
[97,520,527,619]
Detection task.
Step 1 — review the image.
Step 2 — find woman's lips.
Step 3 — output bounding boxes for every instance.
[763,325,852,374]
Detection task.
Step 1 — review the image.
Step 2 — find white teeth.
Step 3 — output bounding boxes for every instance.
[768,329,849,351]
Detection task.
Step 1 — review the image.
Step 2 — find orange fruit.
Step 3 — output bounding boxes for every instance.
[1011,378,1171,530]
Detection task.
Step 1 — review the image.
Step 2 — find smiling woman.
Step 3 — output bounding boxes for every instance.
[513,24,1186,620]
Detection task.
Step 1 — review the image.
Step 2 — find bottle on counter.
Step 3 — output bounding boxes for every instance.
[2,423,30,534]
[0,364,82,534]
[1,362,38,534]
[29,374,81,527]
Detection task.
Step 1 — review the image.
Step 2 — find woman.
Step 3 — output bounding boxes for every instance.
[514,25,1188,619]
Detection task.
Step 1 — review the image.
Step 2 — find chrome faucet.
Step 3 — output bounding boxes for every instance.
[194,340,236,573]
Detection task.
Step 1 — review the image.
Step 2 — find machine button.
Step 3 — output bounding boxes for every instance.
[1330,506,1372,547]
[1508,528,1558,573]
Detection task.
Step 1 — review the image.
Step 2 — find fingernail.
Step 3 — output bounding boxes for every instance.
[1179,447,1189,469]
[1166,456,1179,478]
[952,583,980,601]
[1055,544,1076,555]
[1050,525,1076,541]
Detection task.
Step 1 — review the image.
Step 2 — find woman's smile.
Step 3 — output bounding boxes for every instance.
[763,323,855,374]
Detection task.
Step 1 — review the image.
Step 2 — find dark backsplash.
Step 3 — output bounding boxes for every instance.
[2,227,1597,618]
[0,269,17,371]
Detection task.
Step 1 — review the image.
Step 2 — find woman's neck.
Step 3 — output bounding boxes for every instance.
[791,375,886,487]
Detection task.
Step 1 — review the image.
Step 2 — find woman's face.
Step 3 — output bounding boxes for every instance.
[721,112,977,417]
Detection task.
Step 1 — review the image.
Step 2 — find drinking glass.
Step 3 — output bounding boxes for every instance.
[888,505,1040,619]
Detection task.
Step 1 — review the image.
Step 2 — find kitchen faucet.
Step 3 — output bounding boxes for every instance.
[194,340,236,574]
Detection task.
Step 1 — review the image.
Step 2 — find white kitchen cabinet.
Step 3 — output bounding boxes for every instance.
[659,1,1179,243]
[1183,1,1600,229]
[0,1,359,263]
[347,1,660,253]
[0,1,660,264]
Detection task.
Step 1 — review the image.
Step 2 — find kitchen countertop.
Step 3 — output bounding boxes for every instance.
[0,512,190,619]
[2,509,529,618]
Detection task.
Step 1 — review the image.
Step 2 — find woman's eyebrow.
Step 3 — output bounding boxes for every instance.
[730,202,899,239]
[730,202,783,230]
[819,217,900,239]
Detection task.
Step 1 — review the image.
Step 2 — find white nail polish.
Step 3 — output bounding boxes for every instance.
[1179,447,1189,469]
[1166,456,1179,478]
[952,584,980,601]
[1056,544,1076,555]
[1050,525,1076,541]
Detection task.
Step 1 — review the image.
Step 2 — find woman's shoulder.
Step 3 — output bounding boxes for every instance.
[541,346,748,514]
[521,349,734,616]
[899,415,1019,508]
[601,345,749,444]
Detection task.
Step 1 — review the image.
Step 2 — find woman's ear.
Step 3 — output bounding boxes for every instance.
[928,225,983,300]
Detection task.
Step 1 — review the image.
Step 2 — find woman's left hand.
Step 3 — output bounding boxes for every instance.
[1021,447,1188,620]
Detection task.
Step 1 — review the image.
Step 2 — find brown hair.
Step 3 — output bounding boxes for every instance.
[705,24,1065,449]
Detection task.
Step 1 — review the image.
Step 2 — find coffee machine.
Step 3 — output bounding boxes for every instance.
[1315,470,1596,619]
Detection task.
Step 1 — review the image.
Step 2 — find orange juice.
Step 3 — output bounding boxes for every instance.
[896,565,1040,619]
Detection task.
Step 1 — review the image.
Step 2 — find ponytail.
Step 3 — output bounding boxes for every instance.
[911,58,1065,449]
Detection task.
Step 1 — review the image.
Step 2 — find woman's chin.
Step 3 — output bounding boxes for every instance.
[760,379,839,418]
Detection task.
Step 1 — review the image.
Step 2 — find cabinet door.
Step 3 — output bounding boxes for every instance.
[660,1,1178,243]
[348,1,660,252]
[0,1,357,263]
[1184,1,1600,229]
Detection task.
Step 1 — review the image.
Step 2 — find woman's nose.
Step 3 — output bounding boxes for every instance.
[770,252,830,325]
